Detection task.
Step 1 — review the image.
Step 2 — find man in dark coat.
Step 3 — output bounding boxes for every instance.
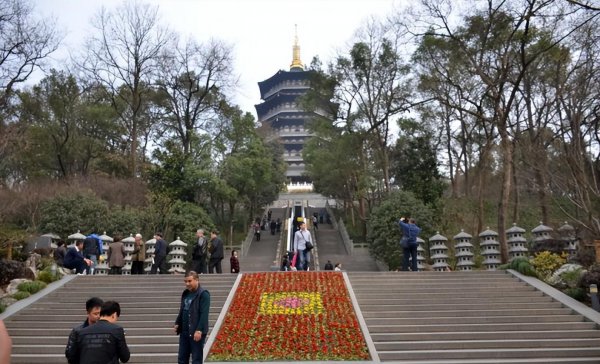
[174,271,210,364]
[66,301,130,364]
[151,232,169,274]
[65,297,103,364]
[54,240,67,267]
[63,241,92,274]
[208,230,224,274]
[398,217,422,272]
[83,234,102,275]
[192,229,208,274]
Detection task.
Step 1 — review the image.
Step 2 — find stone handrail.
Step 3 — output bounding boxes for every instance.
[337,218,354,255]
[325,201,353,254]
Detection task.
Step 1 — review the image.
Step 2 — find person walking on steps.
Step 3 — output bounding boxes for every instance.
[398,217,421,272]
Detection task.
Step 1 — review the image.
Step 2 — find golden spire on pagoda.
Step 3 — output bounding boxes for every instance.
[290,24,304,71]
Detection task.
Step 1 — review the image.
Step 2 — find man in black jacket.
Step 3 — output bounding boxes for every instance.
[192,229,208,274]
[66,300,130,364]
[208,230,224,274]
[63,241,92,274]
[151,232,169,274]
[174,271,210,364]
[65,297,103,364]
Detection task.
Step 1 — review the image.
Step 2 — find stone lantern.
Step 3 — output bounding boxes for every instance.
[121,235,135,275]
[416,237,426,272]
[145,238,156,273]
[531,222,554,253]
[429,232,449,271]
[453,230,474,271]
[506,223,528,261]
[557,222,578,260]
[95,232,113,275]
[168,237,187,274]
[67,231,86,247]
[478,228,501,270]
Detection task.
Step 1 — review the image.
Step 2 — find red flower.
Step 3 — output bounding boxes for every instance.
[208,272,370,361]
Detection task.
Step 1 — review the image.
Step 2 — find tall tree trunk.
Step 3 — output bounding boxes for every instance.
[476,149,488,235]
[497,131,514,263]
[445,109,457,197]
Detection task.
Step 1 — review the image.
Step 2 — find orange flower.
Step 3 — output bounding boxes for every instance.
[208,272,370,361]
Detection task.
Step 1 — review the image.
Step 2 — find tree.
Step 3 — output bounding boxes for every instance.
[367,190,435,270]
[16,71,122,180]
[154,37,236,155]
[79,0,173,177]
[390,118,445,205]
[410,0,599,261]
[0,0,61,186]
[327,19,413,193]
[0,0,60,111]
[39,192,109,237]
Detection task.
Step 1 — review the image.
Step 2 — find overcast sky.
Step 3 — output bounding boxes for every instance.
[33,0,403,117]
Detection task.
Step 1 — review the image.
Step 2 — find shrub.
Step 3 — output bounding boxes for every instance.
[12,291,31,300]
[17,280,47,294]
[38,257,56,270]
[0,260,29,285]
[531,251,567,281]
[580,263,600,290]
[565,287,586,302]
[37,270,57,284]
[500,257,538,277]
[0,302,5,313]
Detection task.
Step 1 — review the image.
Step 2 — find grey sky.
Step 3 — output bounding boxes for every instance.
[33,0,401,116]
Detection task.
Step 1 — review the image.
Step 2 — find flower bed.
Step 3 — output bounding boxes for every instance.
[208,271,370,361]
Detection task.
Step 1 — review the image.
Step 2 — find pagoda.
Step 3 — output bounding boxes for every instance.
[255,27,329,184]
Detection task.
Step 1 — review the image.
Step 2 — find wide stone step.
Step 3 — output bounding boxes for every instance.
[356,295,553,305]
[9,312,221,322]
[352,283,531,291]
[366,314,582,326]
[8,320,187,329]
[378,347,600,361]
[363,308,573,318]
[10,353,178,364]
[355,290,543,299]
[12,342,180,355]
[370,330,600,342]
[368,321,596,333]
[359,301,562,311]
[376,338,600,351]
[7,327,177,337]
[11,335,179,345]
[354,286,536,295]
[16,307,182,315]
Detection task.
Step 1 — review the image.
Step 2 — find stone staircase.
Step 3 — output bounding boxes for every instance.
[309,208,380,272]
[5,270,600,363]
[348,271,600,363]
[5,274,237,363]
[241,207,286,272]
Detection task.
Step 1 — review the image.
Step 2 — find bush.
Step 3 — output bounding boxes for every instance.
[531,251,567,281]
[366,190,437,270]
[500,257,538,277]
[12,291,31,300]
[37,270,57,284]
[565,287,586,302]
[580,263,600,290]
[38,257,56,270]
[0,302,5,313]
[0,260,30,285]
[17,280,47,294]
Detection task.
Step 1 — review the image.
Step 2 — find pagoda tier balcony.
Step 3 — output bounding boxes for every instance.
[285,165,307,177]
[263,84,309,100]
[284,155,304,162]
[258,70,311,98]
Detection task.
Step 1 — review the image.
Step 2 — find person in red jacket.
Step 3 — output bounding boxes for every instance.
[230,249,240,273]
